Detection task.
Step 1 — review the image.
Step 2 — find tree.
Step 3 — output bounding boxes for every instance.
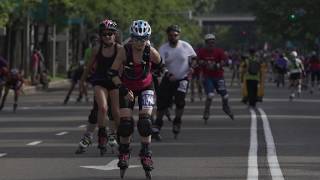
[250,0,320,50]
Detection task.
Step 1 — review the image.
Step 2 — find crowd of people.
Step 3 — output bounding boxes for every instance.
[1,16,319,179]
[69,17,318,179]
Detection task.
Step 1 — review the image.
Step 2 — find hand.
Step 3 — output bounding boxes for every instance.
[125,90,134,102]
[187,68,194,80]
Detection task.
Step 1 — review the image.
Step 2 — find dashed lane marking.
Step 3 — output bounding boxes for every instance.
[56,131,68,136]
[0,153,7,157]
[26,141,42,146]
[78,124,87,128]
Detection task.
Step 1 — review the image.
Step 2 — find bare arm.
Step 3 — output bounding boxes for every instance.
[110,45,126,85]
[150,47,161,64]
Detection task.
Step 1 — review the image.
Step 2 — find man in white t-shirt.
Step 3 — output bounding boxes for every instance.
[152,25,197,140]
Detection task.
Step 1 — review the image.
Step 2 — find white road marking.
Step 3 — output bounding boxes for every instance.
[56,131,68,136]
[81,159,141,171]
[26,141,42,146]
[258,108,284,180]
[0,153,7,157]
[247,108,258,180]
[78,124,87,128]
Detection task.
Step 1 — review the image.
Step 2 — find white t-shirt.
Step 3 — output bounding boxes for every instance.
[159,40,196,80]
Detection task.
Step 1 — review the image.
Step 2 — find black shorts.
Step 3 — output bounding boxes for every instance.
[156,76,189,111]
[120,83,154,110]
[92,80,117,90]
[289,73,301,81]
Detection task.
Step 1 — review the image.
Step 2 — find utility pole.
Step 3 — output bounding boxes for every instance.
[24,13,31,77]
[52,24,56,78]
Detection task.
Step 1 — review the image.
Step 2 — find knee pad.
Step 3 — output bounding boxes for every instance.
[118,118,134,137]
[207,92,215,99]
[88,109,98,124]
[137,115,152,137]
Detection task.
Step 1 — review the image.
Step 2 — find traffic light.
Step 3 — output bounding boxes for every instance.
[289,14,296,20]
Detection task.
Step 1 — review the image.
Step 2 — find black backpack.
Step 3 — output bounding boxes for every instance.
[247,59,260,75]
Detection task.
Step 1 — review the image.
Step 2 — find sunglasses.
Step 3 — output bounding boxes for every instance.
[132,36,148,42]
[101,32,114,37]
[168,33,179,37]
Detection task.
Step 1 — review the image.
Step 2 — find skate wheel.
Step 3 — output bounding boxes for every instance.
[120,169,126,179]
[145,171,152,180]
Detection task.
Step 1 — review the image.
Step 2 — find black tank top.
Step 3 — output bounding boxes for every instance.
[93,44,117,79]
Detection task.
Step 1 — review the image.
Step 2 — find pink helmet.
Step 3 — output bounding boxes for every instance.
[99,18,117,34]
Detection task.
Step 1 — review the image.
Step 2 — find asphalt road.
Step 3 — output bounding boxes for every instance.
[0,73,320,180]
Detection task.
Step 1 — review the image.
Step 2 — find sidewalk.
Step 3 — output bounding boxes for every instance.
[22,79,70,95]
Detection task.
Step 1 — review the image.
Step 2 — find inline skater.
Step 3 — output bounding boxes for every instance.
[109,20,162,179]
[197,33,234,123]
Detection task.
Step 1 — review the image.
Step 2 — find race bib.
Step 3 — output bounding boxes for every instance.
[177,80,188,93]
[141,90,155,109]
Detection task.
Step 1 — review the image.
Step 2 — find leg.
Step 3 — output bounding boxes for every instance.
[152,78,172,140]
[137,90,155,171]
[196,77,203,101]
[0,86,9,110]
[75,97,98,154]
[173,90,187,136]
[64,82,76,104]
[108,89,120,149]
[94,86,109,154]
[13,89,19,112]
[247,80,258,107]
[202,78,214,121]
[117,115,134,169]
[216,79,234,120]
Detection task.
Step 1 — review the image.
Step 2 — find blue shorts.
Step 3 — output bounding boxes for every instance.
[203,77,227,97]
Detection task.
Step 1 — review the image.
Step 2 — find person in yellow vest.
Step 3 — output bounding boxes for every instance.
[240,48,264,107]
[257,52,268,102]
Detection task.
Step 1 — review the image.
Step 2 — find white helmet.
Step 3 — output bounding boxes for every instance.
[10,68,19,75]
[130,20,151,37]
[291,51,298,57]
[204,33,216,40]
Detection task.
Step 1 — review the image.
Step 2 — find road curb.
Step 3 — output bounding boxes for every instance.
[22,79,70,95]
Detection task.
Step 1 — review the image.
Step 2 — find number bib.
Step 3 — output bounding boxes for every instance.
[177,80,189,93]
[141,90,155,109]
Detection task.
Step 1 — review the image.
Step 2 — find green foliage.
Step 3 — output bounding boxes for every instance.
[0,0,18,27]
[250,0,320,49]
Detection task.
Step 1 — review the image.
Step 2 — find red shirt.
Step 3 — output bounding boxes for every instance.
[309,57,320,71]
[197,47,226,78]
[32,52,40,69]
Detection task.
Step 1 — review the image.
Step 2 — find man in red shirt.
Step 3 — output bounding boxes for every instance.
[309,52,320,94]
[197,34,234,123]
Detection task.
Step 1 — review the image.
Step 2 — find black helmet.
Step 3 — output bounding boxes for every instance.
[166,24,181,33]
